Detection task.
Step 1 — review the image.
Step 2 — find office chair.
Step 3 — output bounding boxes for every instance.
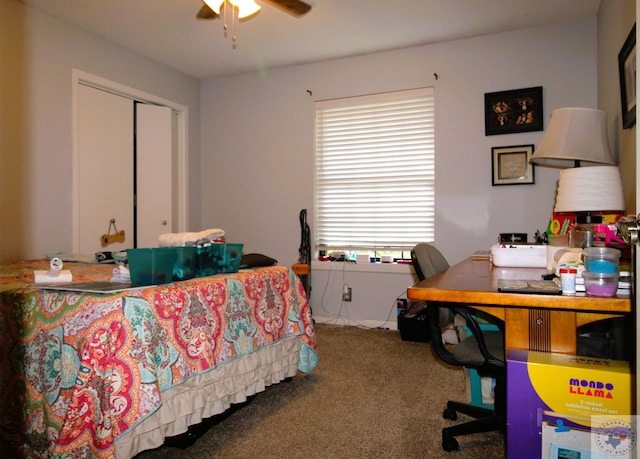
[410,243,506,453]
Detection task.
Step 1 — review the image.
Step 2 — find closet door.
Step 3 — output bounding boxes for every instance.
[77,84,133,254]
[135,103,173,247]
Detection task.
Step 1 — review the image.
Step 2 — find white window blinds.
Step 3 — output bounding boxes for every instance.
[314,87,435,251]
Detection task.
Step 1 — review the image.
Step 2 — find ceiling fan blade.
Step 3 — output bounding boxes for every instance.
[265,0,312,17]
[196,3,219,20]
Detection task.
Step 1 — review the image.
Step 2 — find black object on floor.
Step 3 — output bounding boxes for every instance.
[398,304,431,343]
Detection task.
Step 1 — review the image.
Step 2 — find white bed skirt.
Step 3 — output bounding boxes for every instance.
[115,336,301,458]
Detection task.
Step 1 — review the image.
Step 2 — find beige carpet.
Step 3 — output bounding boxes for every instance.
[135,323,505,458]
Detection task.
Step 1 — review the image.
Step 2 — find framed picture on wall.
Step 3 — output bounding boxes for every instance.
[484,86,543,136]
[618,23,636,129]
[491,145,535,186]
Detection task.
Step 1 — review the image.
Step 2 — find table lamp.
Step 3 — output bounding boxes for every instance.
[531,107,625,245]
[554,166,625,214]
[529,107,616,168]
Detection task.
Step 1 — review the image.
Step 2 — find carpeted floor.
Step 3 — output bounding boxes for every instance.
[135,323,505,458]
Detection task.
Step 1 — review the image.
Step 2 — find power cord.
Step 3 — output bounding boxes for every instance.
[314,262,411,331]
[316,260,350,326]
[374,288,409,330]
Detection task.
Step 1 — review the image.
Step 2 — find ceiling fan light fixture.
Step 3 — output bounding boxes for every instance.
[233,0,261,19]
[202,0,261,19]
[203,0,224,15]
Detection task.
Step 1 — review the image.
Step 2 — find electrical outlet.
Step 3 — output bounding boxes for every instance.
[342,284,352,302]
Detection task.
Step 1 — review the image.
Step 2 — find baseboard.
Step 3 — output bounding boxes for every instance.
[312,314,399,331]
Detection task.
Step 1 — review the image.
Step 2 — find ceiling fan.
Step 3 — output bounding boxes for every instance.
[196,0,312,20]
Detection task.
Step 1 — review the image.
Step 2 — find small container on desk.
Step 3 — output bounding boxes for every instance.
[499,233,527,243]
[582,271,619,297]
[559,268,577,295]
[582,246,620,273]
[490,243,547,268]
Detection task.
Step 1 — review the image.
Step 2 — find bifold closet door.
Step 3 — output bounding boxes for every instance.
[77,85,173,254]
[77,84,133,254]
[135,102,173,248]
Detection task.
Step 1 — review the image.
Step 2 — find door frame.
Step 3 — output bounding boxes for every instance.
[71,69,189,252]
[636,0,639,418]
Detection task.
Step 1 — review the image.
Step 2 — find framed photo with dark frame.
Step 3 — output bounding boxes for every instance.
[618,23,636,129]
[491,145,535,186]
[484,86,543,136]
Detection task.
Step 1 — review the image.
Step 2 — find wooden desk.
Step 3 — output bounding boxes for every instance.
[407,257,632,354]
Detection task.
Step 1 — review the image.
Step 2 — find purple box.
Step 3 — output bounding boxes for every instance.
[508,349,543,458]
[507,349,633,459]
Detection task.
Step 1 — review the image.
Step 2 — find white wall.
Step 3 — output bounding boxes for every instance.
[0,1,202,262]
[598,0,637,416]
[200,18,598,326]
[598,0,637,214]
[0,3,605,327]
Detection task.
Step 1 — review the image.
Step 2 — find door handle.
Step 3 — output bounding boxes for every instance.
[615,216,640,245]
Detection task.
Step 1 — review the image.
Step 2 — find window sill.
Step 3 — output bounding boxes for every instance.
[311,260,415,274]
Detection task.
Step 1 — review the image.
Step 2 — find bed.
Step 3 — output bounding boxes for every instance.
[0,259,317,459]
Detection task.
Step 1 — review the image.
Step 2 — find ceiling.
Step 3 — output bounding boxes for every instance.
[19,0,601,80]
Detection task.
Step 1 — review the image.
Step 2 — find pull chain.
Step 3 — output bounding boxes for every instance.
[220,0,240,49]
[231,2,237,48]
[223,0,228,36]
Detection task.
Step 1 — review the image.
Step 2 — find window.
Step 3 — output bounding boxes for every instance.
[314,87,435,254]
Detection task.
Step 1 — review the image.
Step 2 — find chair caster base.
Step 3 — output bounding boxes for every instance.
[443,407,457,421]
[442,430,459,452]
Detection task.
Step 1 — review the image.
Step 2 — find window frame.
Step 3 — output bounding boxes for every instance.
[314,87,435,254]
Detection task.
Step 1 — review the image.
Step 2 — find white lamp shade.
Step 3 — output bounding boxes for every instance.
[530,108,616,167]
[554,166,625,212]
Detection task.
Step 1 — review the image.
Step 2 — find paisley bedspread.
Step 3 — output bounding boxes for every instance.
[0,260,317,459]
